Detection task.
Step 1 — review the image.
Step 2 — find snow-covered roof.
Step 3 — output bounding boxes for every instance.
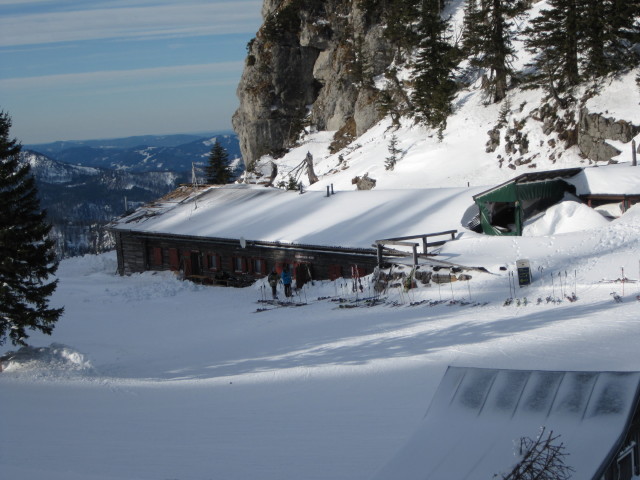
[372,366,640,480]
[110,183,485,249]
[567,163,640,196]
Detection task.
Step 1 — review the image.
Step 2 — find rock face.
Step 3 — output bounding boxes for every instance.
[578,108,640,162]
[233,0,395,168]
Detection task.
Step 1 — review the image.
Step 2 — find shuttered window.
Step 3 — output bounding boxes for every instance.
[206,253,221,271]
[153,247,163,266]
[168,248,180,270]
[233,257,247,273]
[252,258,266,275]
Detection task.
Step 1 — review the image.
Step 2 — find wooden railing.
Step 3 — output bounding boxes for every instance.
[375,230,457,266]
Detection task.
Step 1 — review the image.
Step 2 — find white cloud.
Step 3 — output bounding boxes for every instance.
[0,1,262,47]
[0,0,56,5]
[0,61,243,91]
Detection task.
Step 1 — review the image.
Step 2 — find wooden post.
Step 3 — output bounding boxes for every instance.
[412,244,418,266]
[632,139,637,166]
[377,244,383,267]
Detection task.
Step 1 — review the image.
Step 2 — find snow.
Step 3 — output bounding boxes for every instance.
[3,1,640,478]
[113,183,487,249]
[3,193,640,479]
[522,195,610,236]
[372,367,640,480]
[567,162,640,195]
[585,72,640,125]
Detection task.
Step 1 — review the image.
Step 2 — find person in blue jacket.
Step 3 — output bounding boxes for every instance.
[281,265,292,298]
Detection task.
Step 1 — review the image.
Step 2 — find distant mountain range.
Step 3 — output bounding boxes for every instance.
[21,131,242,257]
[26,132,241,173]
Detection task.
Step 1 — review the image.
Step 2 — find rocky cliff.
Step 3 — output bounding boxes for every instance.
[233,0,639,174]
[233,0,396,168]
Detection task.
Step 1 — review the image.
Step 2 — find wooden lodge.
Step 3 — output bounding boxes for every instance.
[114,229,378,287]
[109,184,471,286]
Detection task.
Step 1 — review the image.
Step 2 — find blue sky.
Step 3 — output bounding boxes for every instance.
[0,0,263,144]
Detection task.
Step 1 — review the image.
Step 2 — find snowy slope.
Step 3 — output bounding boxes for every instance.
[2,198,640,479]
[2,1,640,478]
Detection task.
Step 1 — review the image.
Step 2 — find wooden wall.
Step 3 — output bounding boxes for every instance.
[113,231,378,286]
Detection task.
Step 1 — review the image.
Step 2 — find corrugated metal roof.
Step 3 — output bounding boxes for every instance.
[372,366,640,480]
[472,168,583,201]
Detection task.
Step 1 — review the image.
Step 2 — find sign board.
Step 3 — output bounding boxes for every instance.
[516,259,531,287]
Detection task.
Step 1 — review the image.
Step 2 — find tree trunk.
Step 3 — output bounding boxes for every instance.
[305,152,319,185]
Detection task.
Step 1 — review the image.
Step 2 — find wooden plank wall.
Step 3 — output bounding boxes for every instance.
[115,231,378,284]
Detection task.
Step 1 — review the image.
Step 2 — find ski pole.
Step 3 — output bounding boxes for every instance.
[450,278,455,302]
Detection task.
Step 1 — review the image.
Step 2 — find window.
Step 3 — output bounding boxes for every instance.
[207,253,220,271]
[252,258,266,275]
[233,256,247,273]
[618,443,636,480]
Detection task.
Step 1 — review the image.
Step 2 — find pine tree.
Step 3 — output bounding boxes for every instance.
[525,0,639,89]
[411,0,458,137]
[523,0,581,98]
[385,133,401,170]
[384,0,423,55]
[466,0,527,103]
[204,140,233,184]
[461,0,484,58]
[286,175,299,190]
[0,111,63,346]
[581,0,640,78]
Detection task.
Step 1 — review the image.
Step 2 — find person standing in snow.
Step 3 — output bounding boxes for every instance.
[268,269,279,299]
[281,266,292,298]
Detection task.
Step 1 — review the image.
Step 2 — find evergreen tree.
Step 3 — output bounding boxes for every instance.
[525,0,639,89]
[581,0,640,78]
[411,0,458,137]
[0,111,63,347]
[461,0,484,58]
[286,175,299,191]
[465,0,527,103]
[385,133,401,170]
[523,0,581,98]
[204,140,233,184]
[384,0,422,55]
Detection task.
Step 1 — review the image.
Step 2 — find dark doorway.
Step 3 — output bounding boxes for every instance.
[295,263,312,289]
[190,251,202,276]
